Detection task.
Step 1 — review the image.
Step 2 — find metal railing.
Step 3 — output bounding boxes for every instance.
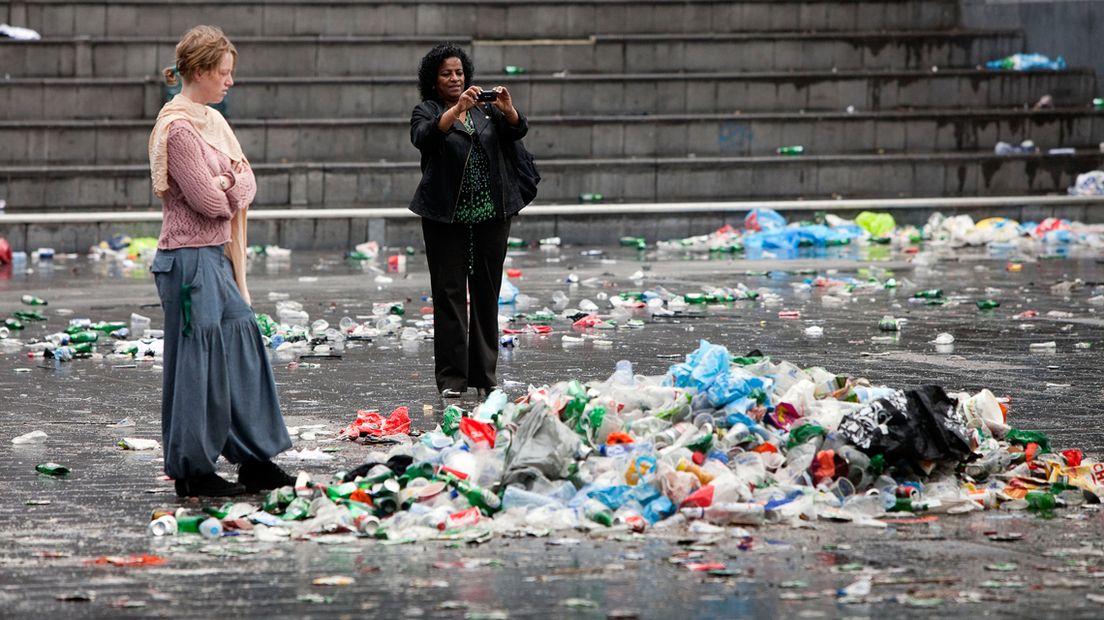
[2,195,1104,224]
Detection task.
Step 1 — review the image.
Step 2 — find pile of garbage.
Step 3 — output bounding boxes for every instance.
[148,340,1097,542]
[656,208,1104,255]
[254,298,430,359]
[656,208,874,254]
[985,53,1066,71]
[919,212,1104,249]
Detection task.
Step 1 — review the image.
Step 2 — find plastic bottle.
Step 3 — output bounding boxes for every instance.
[475,390,508,421]
[454,478,501,515]
[198,517,223,539]
[608,360,634,386]
[582,498,614,526]
[963,450,1012,479]
[680,502,766,526]
[148,515,177,536]
[501,485,565,510]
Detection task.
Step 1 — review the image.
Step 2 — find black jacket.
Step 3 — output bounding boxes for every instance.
[408,99,529,223]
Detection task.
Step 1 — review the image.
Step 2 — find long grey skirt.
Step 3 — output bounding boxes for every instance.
[151,245,291,480]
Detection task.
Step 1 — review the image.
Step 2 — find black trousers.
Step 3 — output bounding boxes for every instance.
[421,216,511,392]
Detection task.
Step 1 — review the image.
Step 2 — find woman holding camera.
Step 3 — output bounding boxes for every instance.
[409,43,529,399]
[148,25,293,497]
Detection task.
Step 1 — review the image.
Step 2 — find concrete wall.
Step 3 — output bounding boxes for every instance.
[960,0,1104,80]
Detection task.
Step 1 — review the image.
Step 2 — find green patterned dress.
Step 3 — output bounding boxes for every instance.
[453,113,497,271]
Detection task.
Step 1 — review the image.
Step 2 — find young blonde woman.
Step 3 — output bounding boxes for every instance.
[148,25,292,497]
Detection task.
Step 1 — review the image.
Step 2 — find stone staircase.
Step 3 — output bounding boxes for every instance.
[1,0,1101,219]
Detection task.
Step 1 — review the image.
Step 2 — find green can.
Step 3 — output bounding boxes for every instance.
[878,316,900,331]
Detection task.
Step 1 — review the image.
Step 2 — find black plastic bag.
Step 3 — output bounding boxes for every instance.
[837,385,970,473]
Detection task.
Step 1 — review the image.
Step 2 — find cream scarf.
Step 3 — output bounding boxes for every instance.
[148,94,252,305]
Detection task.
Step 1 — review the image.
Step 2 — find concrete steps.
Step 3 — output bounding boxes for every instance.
[4,151,1100,211]
[1,70,1093,121]
[8,0,960,38]
[0,30,1023,78]
[4,110,1100,165]
[1,0,1097,244]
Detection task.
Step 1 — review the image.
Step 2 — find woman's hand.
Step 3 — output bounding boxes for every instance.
[452,86,480,116]
[491,86,519,125]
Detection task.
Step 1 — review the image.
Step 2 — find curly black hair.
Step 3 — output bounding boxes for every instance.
[417,43,474,102]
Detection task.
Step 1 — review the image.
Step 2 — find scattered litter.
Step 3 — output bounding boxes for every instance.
[118,438,160,451]
[12,430,47,444]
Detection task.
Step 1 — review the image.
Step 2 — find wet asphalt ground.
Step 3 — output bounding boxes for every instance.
[1,239,1104,618]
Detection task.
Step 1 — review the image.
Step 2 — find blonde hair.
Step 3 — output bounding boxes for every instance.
[162,25,237,87]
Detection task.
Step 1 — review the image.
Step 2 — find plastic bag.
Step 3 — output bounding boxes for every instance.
[339,406,411,438]
[836,386,971,473]
[854,211,896,238]
[498,276,519,304]
[744,208,787,232]
[502,403,583,487]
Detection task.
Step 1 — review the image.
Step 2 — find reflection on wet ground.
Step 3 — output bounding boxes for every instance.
[1,242,1103,617]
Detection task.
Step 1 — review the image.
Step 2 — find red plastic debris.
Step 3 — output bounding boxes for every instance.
[459,417,496,449]
[340,406,411,439]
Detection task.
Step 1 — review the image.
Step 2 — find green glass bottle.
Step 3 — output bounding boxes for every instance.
[89,321,127,333]
[4,318,24,330]
[21,294,48,305]
[777,145,805,156]
[175,514,205,533]
[68,331,99,343]
[1025,491,1056,511]
[619,236,646,250]
[35,462,70,476]
[503,65,527,75]
[399,462,437,486]
[281,497,311,521]
[326,482,358,501]
[454,479,502,515]
[579,193,604,203]
[912,289,943,299]
[976,299,1000,310]
[370,478,401,515]
[583,499,614,526]
[203,502,235,519]
[13,310,46,321]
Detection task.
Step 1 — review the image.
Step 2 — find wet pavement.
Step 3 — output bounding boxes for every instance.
[2,240,1104,618]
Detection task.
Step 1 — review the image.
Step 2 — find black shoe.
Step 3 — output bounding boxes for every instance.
[440,388,465,398]
[477,386,500,399]
[238,459,295,492]
[174,472,247,498]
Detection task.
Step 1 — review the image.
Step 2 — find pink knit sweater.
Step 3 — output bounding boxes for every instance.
[157,120,256,250]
